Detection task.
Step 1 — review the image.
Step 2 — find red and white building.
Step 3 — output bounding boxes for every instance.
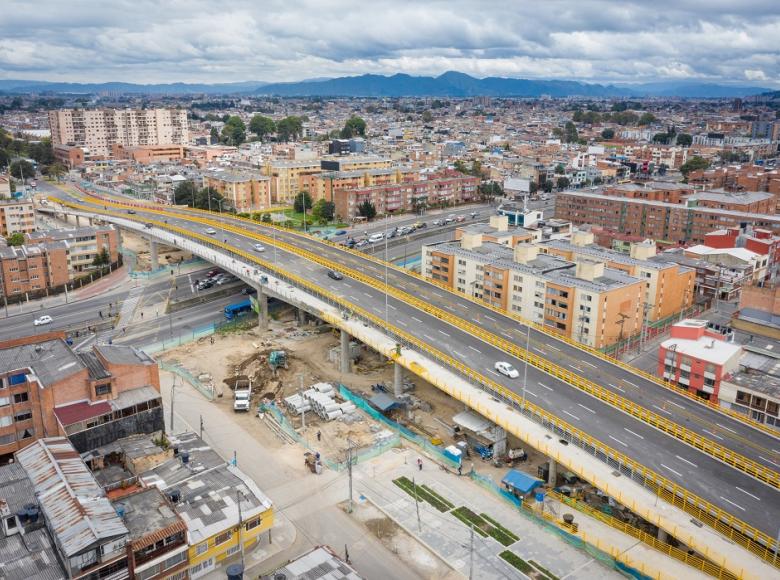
[658,319,742,403]
[703,226,780,283]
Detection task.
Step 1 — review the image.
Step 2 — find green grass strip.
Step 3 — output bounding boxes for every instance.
[451,507,488,537]
[451,507,516,546]
[480,512,520,542]
[530,560,559,580]
[499,550,534,574]
[392,477,451,513]
[420,484,455,509]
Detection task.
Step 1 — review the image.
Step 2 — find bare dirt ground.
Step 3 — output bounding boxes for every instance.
[122,229,193,271]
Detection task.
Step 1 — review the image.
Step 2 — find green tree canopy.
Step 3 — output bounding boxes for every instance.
[556,176,571,190]
[421,110,433,123]
[311,199,335,224]
[601,128,615,140]
[676,133,693,147]
[293,191,313,213]
[0,149,9,169]
[652,133,671,144]
[357,200,377,220]
[340,115,367,138]
[276,116,304,141]
[221,116,246,146]
[92,247,110,266]
[249,115,276,140]
[638,112,657,126]
[9,159,35,180]
[680,156,710,179]
[173,181,198,206]
[5,232,24,246]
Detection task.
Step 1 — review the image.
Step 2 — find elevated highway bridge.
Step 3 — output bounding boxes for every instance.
[45,187,780,577]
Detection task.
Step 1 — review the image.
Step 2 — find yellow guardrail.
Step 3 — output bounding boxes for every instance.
[94,190,778,442]
[546,490,737,579]
[67,193,780,490]
[55,197,780,570]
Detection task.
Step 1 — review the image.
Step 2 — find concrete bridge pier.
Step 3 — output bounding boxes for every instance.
[75,215,82,227]
[393,361,403,397]
[149,239,160,270]
[340,329,351,374]
[492,426,507,457]
[256,285,269,331]
[296,308,307,326]
[657,528,669,543]
[547,458,558,486]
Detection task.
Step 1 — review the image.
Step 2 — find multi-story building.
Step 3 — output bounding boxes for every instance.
[111,143,186,165]
[0,240,70,298]
[27,225,120,273]
[422,226,645,348]
[140,431,274,579]
[0,175,11,198]
[0,333,163,459]
[555,188,780,244]
[320,155,392,173]
[658,319,741,403]
[53,143,86,168]
[15,437,131,579]
[48,108,189,157]
[204,170,272,212]
[542,232,695,322]
[0,198,35,236]
[261,160,322,204]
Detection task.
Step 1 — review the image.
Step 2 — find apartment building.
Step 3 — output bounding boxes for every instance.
[307,168,408,204]
[0,175,10,198]
[203,170,272,212]
[659,319,741,403]
[0,334,163,460]
[48,108,189,157]
[542,232,695,322]
[0,199,35,236]
[0,241,70,297]
[53,143,86,168]
[27,225,120,273]
[111,143,186,165]
[555,189,780,244]
[261,160,322,204]
[422,233,645,348]
[333,173,479,220]
[320,155,392,172]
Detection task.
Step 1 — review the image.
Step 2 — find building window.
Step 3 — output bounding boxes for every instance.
[95,384,111,396]
[245,517,262,531]
[14,411,32,422]
[195,542,208,555]
[12,392,28,404]
[214,530,232,546]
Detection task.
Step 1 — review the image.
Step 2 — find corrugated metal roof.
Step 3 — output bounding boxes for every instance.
[16,438,128,557]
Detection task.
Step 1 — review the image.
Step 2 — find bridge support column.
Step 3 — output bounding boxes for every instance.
[340,330,351,374]
[547,459,557,486]
[657,528,668,543]
[88,217,94,226]
[393,362,403,397]
[257,286,268,331]
[492,426,507,457]
[75,215,82,227]
[149,239,160,270]
[296,308,306,326]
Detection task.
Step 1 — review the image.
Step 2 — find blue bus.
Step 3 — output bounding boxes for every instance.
[224,299,252,320]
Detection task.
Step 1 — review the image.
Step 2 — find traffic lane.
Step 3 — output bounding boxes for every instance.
[277,253,780,535]
[59,196,780,463]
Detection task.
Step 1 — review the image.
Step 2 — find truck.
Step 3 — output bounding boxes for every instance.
[233,379,251,412]
[224,299,252,320]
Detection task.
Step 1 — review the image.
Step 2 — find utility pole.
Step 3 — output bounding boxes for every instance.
[237,489,244,568]
[347,438,357,513]
[199,415,204,439]
[468,523,475,580]
[299,373,306,430]
[616,312,629,356]
[413,476,421,532]
[169,375,176,433]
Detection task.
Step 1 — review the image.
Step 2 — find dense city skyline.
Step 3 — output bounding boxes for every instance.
[2,0,780,87]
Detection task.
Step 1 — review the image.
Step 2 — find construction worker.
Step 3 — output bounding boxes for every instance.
[316,430,322,442]
[417,458,423,471]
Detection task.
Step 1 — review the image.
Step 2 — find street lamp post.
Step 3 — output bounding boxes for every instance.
[521,323,531,410]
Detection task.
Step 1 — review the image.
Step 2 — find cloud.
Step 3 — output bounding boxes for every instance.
[0,0,778,86]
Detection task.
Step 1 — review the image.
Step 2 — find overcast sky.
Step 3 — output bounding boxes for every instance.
[2,0,779,86]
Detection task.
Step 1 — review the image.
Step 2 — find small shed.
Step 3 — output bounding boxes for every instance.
[368,392,402,413]
[501,469,543,496]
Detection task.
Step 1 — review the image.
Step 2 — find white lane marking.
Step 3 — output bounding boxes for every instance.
[667,400,685,410]
[759,455,780,468]
[458,303,468,309]
[424,334,435,342]
[539,383,553,392]
[468,345,482,354]
[398,320,408,327]
[720,425,737,434]
[719,496,746,511]
[624,428,644,440]
[653,404,671,415]
[675,455,698,468]
[609,435,628,447]
[610,383,626,393]
[453,351,466,359]
[388,304,397,310]
[363,292,373,298]
[439,330,450,337]
[502,333,513,340]
[432,291,444,298]
[624,381,640,389]
[533,347,545,354]
[343,282,352,288]
[577,403,596,414]
[661,464,683,477]
[703,428,724,441]
[580,360,598,369]
[547,344,561,352]
[488,369,501,377]
[412,316,423,323]
[563,410,580,421]
[484,315,497,322]
[736,487,761,502]
[525,390,538,398]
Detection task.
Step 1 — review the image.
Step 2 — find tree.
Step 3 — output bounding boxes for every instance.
[556,176,571,190]
[6,233,24,246]
[542,180,554,193]
[478,182,504,199]
[676,133,693,147]
[293,191,313,213]
[421,110,433,123]
[44,162,67,182]
[638,112,657,126]
[601,128,615,140]
[221,116,246,146]
[0,149,9,169]
[340,115,367,138]
[311,199,335,224]
[249,115,276,141]
[261,213,272,223]
[92,247,110,267]
[680,156,710,179]
[209,127,219,144]
[554,164,566,174]
[9,159,35,180]
[652,133,670,144]
[172,180,198,206]
[357,200,377,220]
[276,116,303,141]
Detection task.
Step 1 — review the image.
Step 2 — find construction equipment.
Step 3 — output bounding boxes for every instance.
[269,350,288,372]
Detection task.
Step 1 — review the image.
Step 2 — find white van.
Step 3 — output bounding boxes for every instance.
[368,233,384,243]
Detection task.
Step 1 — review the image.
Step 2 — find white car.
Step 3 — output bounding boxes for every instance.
[205,228,217,235]
[34,315,53,326]
[252,243,265,252]
[494,361,519,378]
[368,233,384,243]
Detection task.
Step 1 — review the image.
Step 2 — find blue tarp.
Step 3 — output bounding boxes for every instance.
[368,392,401,412]
[501,469,543,495]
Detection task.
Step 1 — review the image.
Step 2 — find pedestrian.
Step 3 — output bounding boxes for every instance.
[417,458,423,471]
[457,464,462,475]
[140,312,143,319]
[316,430,321,442]
[123,327,126,334]
[210,335,215,345]
[98,310,103,319]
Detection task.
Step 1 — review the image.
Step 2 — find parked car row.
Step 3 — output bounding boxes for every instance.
[195,269,237,291]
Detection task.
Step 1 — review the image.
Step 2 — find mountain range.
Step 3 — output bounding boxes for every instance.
[0,72,771,98]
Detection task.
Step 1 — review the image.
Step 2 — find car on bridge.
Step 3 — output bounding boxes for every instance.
[494,361,520,378]
[327,270,344,280]
[253,243,265,252]
[205,227,217,235]
[34,315,53,326]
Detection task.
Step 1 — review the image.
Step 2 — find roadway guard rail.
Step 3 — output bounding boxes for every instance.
[54,197,780,569]
[78,188,779,441]
[66,194,780,491]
